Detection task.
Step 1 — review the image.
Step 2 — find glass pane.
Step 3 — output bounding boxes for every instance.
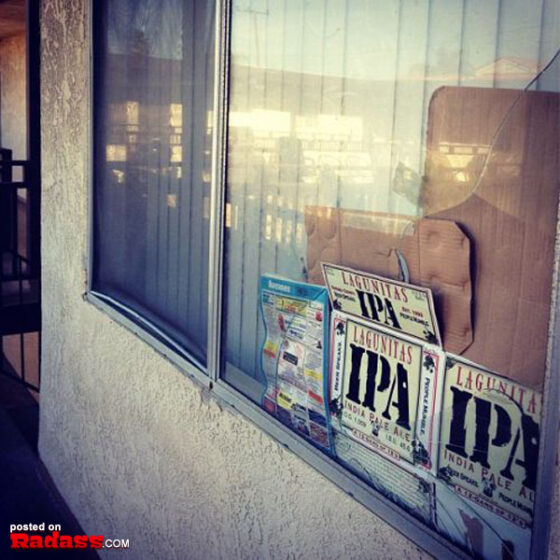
[222,1,560,557]
[93,0,214,366]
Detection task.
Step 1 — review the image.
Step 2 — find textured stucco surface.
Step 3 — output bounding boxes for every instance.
[551,441,560,560]
[38,1,559,560]
[0,33,26,161]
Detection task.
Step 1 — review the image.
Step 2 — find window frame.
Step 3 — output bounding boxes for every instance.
[85,1,560,559]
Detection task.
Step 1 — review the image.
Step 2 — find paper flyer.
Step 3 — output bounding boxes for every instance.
[260,275,332,451]
[437,357,541,529]
[329,311,442,472]
[321,262,441,345]
[434,480,532,560]
[333,430,434,524]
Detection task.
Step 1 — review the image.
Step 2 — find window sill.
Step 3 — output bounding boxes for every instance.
[85,290,212,389]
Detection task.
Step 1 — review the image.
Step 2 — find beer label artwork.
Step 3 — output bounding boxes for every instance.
[321,263,441,345]
[333,430,434,524]
[415,347,443,471]
[259,275,332,452]
[334,316,424,465]
[438,359,541,527]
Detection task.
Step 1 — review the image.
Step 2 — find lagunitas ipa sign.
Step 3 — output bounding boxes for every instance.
[321,263,441,345]
[438,359,541,527]
[338,317,423,464]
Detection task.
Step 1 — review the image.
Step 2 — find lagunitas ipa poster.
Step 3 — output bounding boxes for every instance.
[337,316,424,465]
[332,430,435,525]
[438,358,541,528]
[321,263,441,345]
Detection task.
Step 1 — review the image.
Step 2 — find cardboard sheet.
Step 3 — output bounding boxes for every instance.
[424,87,559,388]
[305,207,473,354]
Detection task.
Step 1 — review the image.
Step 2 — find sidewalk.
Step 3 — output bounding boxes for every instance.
[0,371,99,559]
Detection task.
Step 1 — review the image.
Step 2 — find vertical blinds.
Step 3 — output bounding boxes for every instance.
[93,0,215,366]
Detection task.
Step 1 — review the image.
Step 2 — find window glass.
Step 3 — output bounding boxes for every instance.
[222,1,559,557]
[93,0,215,366]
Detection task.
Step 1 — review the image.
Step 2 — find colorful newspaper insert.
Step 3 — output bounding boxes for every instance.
[321,263,441,345]
[438,358,541,528]
[337,317,423,465]
[260,275,332,452]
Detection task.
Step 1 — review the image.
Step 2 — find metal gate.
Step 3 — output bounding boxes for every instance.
[0,147,41,392]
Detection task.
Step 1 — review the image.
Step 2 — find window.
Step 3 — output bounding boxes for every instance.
[92,0,215,367]
[91,2,560,559]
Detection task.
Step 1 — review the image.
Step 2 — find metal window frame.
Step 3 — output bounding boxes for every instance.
[84,1,560,559]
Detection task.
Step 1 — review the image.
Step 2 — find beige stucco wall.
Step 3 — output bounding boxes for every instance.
[38,1,559,559]
[0,33,26,161]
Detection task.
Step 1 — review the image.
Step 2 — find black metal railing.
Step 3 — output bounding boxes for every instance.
[0,147,41,393]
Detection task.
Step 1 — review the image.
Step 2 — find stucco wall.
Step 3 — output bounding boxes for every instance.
[0,33,26,161]
[38,1,559,559]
